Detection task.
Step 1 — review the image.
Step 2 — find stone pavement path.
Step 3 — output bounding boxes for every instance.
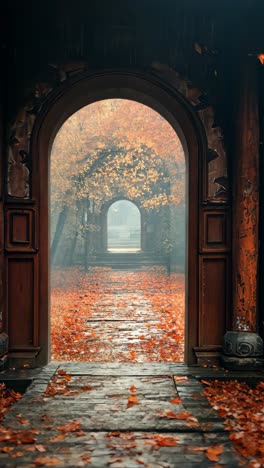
[0,363,242,467]
[51,268,185,362]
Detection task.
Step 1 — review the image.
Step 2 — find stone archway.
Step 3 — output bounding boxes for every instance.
[100,198,145,254]
[4,69,231,367]
[107,200,141,252]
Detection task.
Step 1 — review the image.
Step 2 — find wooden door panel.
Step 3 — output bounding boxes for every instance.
[200,209,230,253]
[5,208,37,253]
[6,256,38,349]
[198,255,230,347]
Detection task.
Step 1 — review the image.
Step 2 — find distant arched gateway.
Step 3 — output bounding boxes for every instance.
[107,200,141,252]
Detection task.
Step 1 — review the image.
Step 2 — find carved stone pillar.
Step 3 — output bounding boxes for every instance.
[222,57,264,370]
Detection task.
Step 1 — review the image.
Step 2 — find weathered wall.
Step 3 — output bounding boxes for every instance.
[1,0,263,366]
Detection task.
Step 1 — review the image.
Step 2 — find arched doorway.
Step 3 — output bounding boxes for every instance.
[49,97,187,361]
[17,72,214,364]
[107,200,141,252]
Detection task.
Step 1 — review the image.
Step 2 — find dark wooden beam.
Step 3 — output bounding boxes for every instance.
[232,57,259,332]
[222,57,264,370]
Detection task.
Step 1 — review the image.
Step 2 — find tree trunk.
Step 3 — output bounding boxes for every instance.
[64,232,78,266]
[51,206,69,265]
[84,198,90,271]
[84,232,89,271]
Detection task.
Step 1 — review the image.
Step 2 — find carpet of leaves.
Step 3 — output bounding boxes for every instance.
[0,384,22,422]
[51,266,185,362]
[204,379,264,467]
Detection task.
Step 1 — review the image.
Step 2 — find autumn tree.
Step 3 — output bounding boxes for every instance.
[50,99,185,265]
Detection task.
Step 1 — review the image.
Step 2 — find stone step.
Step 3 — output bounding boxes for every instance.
[90,252,160,259]
[85,261,168,270]
[75,252,169,269]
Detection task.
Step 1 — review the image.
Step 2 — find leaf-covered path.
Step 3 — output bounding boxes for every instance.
[51,267,185,362]
[0,363,243,467]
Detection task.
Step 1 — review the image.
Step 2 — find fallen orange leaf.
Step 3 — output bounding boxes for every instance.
[10,451,24,458]
[57,420,81,432]
[205,444,223,462]
[170,397,182,404]
[34,456,62,466]
[130,350,137,360]
[81,453,91,463]
[19,434,37,444]
[49,433,66,443]
[1,446,14,453]
[127,395,139,408]
[154,435,179,447]
[173,376,189,383]
[201,380,211,386]
[35,445,46,453]
[160,411,193,420]
[81,386,93,391]
[18,419,30,425]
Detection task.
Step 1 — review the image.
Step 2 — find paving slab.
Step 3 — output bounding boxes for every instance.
[0,363,244,467]
[51,268,185,362]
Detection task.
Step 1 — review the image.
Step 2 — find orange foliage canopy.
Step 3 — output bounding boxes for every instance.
[51,99,185,212]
